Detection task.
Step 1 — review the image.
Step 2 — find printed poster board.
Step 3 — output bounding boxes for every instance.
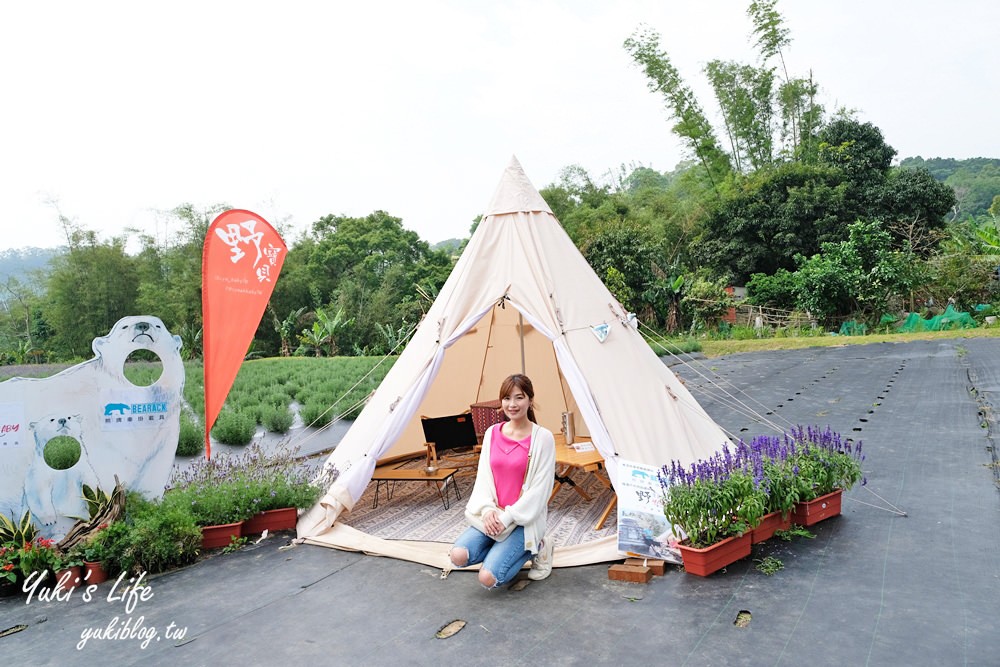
[616,458,682,564]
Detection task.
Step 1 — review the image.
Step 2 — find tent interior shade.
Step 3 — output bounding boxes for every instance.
[383,299,586,462]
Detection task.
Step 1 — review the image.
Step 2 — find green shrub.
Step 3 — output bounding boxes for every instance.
[299,402,334,428]
[93,494,202,575]
[243,403,265,425]
[729,325,760,340]
[176,414,204,456]
[262,406,295,433]
[211,410,256,445]
[161,484,247,527]
[647,335,702,356]
[177,356,395,429]
[93,521,133,576]
[125,507,202,574]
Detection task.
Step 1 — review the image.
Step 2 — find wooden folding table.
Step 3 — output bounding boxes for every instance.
[551,435,617,530]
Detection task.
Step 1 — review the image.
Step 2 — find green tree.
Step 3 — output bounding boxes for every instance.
[817,118,896,180]
[132,203,227,337]
[276,210,452,355]
[878,167,956,254]
[705,59,775,172]
[581,221,657,315]
[1,277,43,355]
[314,306,353,357]
[902,157,1000,222]
[693,162,849,283]
[746,268,797,310]
[270,305,306,357]
[297,322,327,357]
[603,267,635,308]
[624,27,733,192]
[681,276,734,332]
[793,219,919,324]
[45,225,139,358]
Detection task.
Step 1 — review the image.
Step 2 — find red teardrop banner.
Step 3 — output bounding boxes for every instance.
[201,209,286,458]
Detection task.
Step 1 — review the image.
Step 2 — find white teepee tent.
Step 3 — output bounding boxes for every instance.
[298,157,730,566]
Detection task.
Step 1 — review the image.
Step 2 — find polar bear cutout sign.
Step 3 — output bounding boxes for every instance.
[0,316,184,539]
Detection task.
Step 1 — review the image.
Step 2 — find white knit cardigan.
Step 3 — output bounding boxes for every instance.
[464,422,556,554]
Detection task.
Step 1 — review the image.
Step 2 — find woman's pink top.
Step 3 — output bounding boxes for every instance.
[489,423,531,508]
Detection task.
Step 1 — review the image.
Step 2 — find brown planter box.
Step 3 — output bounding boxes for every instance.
[201,521,244,549]
[752,511,793,544]
[791,489,843,526]
[678,532,752,577]
[243,507,298,535]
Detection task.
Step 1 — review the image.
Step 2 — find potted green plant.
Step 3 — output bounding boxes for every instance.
[660,444,767,576]
[162,470,247,549]
[241,465,328,535]
[787,426,864,526]
[747,434,801,543]
[81,532,110,585]
[18,536,61,584]
[56,547,85,591]
[183,492,246,549]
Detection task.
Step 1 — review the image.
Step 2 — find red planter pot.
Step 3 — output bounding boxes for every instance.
[83,561,108,585]
[55,565,83,590]
[243,508,298,536]
[791,489,843,526]
[201,521,244,549]
[678,532,752,577]
[752,511,793,544]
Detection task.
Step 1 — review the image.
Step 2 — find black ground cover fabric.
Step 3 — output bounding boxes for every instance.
[3,338,998,666]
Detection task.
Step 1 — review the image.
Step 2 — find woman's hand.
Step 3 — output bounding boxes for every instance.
[482,510,505,537]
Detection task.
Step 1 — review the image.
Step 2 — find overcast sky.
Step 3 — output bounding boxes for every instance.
[3,0,997,252]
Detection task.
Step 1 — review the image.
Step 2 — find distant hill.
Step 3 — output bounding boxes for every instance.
[0,247,61,284]
[431,238,464,255]
[900,156,1000,220]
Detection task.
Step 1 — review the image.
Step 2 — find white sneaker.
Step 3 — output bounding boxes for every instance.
[528,537,554,581]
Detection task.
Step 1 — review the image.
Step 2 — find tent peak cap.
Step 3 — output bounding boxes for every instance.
[485,157,553,217]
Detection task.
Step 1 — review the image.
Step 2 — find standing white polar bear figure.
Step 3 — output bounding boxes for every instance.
[22,414,93,537]
[0,316,185,539]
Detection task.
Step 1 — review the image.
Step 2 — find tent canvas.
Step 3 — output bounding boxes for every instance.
[299,157,730,567]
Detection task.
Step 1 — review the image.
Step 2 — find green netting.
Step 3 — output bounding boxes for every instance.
[879,313,898,326]
[839,320,867,336]
[896,305,978,333]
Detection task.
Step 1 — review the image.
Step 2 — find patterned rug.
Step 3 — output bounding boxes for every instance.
[342,457,618,548]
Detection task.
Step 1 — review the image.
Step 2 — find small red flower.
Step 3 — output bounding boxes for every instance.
[1,564,13,571]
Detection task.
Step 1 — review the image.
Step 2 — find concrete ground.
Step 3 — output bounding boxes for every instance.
[2,337,999,666]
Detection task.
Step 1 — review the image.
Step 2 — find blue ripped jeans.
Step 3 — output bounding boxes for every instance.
[452,525,531,588]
